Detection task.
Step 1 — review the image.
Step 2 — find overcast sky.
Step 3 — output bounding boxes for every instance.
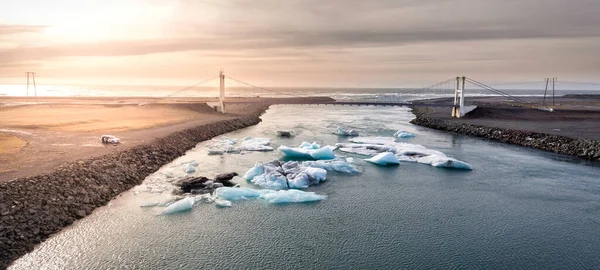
[0,0,599,87]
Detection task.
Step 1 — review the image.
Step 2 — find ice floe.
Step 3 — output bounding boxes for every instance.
[260,189,326,204]
[365,152,400,165]
[161,197,195,215]
[301,160,360,173]
[394,130,416,138]
[214,187,326,204]
[337,136,472,170]
[278,142,336,160]
[215,199,233,207]
[334,126,359,136]
[208,136,273,155]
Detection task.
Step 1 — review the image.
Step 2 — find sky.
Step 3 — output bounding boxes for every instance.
[0,0,599,87]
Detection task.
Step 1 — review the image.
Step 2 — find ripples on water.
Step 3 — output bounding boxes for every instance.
[11,105,600,269]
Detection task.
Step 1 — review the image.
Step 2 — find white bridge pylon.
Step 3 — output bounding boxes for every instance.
[452,76,466,118]
[219,70,226,113]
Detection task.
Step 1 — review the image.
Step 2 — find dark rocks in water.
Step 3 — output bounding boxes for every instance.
[214,172,238,187]
[173,176,211,193]
[174,172,239,194]
[277,131,294,137]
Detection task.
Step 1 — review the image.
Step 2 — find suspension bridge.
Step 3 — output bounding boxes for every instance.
[163,71,550,118]
[16,71,600,118]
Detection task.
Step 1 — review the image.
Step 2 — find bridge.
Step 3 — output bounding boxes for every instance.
[164,71,537,118]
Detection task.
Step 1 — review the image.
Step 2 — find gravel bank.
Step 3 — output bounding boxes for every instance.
[0,109,266,269]
[411,107,600,161]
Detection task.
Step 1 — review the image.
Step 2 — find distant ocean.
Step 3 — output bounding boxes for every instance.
[1,83,599,103]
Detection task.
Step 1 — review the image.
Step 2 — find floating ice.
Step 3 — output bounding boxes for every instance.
[365,152,400,166]
[278,142,336,160]
[161,197,195,215]
[140,202,159,208]
[417,155,473,170]
[208,136,273,155]
[394,130,416,138]
[260,189,327,204]
[183,164,196,173]
[302,160,360,173]
[243,160,329,189]
[339,136,472,170]
[215,187,263,200]
[215,199,233,207]
[334,126,359,136]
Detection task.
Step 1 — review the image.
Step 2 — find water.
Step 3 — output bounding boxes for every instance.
[10,105,600,269]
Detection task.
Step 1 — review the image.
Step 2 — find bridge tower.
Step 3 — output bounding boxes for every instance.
[219,70,226,113]
[451,76,466,118]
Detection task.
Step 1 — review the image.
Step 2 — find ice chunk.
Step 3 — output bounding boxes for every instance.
[208,136,273,155]
[277,131,295,137]
[215,187,263,200]
[162,197,195,215]
[208,149,224,155]
[334,126,359,136]
[243,162,265,180]
[182,164,196,173]
[305,167,327,182]
[365,152,400,165]
[302,160,360,173]
[417,155,473,170]
[215,199,233,207]
[279,143,336,160]
[309,146,336,160]
[394,130,416,138]
[101,135,120,144]
[260,189,327,204]
[140,202,159,208]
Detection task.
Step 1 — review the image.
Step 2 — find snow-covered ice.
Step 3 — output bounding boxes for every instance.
[365,152,400,165]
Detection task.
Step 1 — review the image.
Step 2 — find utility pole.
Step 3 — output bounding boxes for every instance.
[552,77,556,106]
[25,72,38,102]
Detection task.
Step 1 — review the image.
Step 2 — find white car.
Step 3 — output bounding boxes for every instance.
[101,135,120,144]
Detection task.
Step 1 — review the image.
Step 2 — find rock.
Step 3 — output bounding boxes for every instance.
[173,177,211,193]
[277,131,294,137]
[75,210,87,218]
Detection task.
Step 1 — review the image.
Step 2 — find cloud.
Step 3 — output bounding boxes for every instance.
[0,24,47,35]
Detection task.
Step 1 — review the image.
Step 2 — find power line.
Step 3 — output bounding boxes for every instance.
[225,75,303,97]
[163,76,218,97]
[466,77,529,104]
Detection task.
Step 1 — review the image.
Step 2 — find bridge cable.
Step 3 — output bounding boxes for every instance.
[225,75,303,97]
[163,76,219,97]
[466,78,529,104]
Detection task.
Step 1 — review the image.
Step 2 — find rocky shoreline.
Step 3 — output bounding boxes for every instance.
[410,107,600,161]
[0,108,267,269]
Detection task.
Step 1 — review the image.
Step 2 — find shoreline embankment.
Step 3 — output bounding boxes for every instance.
[0,106,267,269]
[410,107,600,161]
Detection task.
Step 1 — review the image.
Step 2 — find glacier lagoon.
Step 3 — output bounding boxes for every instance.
[11,105,600,269]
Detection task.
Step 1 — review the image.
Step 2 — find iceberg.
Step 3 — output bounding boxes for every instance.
[215,199,233,207]
[394,130,416,138]
[162,197,195,215]
[365,152,400,165]
[334,126,359,136]
[260,189,327,204]
[278,142,336,160]
[243,160,329,189]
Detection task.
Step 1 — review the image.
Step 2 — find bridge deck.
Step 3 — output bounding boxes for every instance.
[224,100,454,107]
